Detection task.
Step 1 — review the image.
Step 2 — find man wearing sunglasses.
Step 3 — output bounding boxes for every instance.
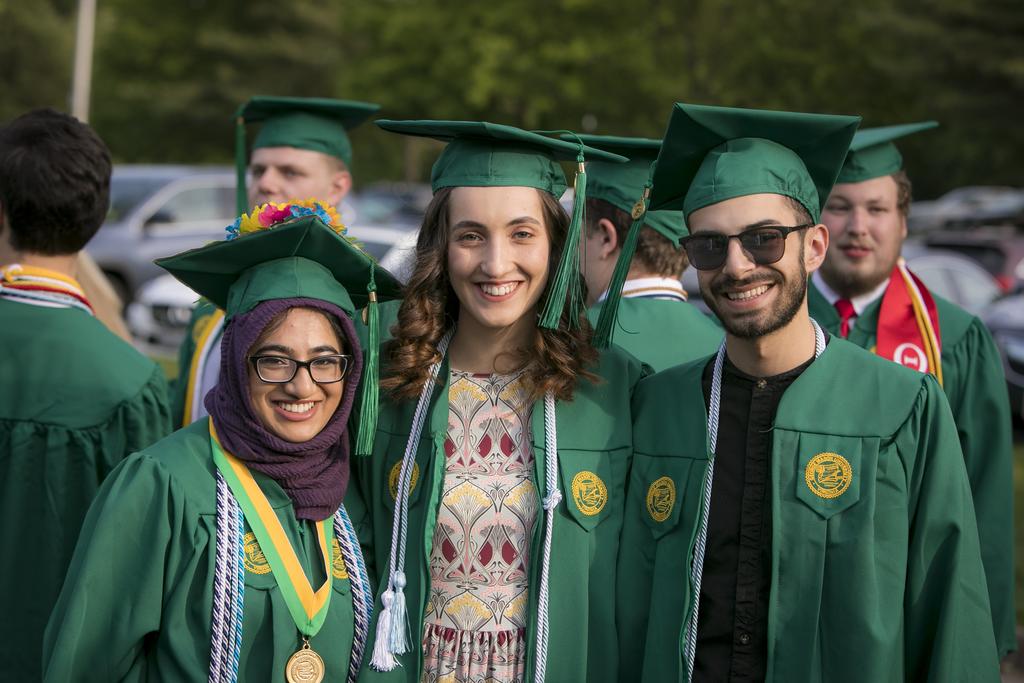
[617,103,999,682]
[808,124,1016,659]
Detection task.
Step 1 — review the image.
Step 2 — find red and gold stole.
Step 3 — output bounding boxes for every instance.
[876,258,943,386]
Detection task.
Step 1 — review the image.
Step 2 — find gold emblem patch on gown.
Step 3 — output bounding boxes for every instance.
[330,538,348,579]
[242,531,271,574]
[388,460,419,500]
[805,452,853,499]
[571,470,608,516]
[646,476,676,522]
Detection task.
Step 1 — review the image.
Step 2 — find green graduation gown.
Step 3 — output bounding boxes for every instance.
[0,299,171,681]
[808,282,1016,656]
[587,297,723,372]
[354,346,646,682]
[43,419,369,682]
[617,339,999,682]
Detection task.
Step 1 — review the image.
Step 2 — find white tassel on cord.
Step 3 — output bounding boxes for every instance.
[370,331,453,672]
[388,571,409,653]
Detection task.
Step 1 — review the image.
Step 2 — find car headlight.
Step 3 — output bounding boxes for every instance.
[153,305,193,328]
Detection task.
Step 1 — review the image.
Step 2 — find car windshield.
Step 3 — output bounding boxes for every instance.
[107,176,170,223]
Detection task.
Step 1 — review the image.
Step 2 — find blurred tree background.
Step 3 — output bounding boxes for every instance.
[1,0,1021,198]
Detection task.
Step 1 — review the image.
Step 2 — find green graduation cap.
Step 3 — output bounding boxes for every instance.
[560,133,688,347]
[836,121,939,184]
[375,120,627,330]
[234,96,381,211]
[649,103,861,223]
[156,208,402,456]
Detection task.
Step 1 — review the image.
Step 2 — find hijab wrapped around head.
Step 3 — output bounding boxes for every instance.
[155,209,404,519]
[204,296,363,521]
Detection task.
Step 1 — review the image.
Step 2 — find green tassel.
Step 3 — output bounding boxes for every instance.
[234,110,248,214]
[593,179,652,349]
[355,265,380,457]
[539,155,587,330]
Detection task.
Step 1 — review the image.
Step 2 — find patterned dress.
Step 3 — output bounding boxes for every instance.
[421,370,538,683]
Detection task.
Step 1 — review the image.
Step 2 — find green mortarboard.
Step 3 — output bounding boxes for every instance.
[376,120,627,330]
[563,133,688,348]
[235,96,381,211]
[157,212,401,457]
[376,120,625,194]
[649,103,860,223]
[836,121,939,184]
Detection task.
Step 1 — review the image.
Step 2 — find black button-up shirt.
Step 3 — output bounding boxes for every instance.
[691,353,815,682]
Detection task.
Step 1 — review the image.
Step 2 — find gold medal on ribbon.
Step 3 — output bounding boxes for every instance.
[286,638,325,683]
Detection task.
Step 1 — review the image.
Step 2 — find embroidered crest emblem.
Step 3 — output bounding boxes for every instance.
[571,470,608,516]
[242,531,271,574]
[646,476,676,522]
[330,538,348,580]
[805,452,853,499]
[388,460,420,500]
[893,342,929,373]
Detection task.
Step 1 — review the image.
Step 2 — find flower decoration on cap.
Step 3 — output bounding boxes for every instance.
[225,199,345,240]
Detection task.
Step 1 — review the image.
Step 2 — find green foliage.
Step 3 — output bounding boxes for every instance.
[2,0,1021,197]
[0,0,74,121]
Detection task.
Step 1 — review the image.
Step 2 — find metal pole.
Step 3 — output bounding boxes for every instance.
[70,0,97,122]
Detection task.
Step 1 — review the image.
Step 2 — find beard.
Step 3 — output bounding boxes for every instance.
[817,258,887,298]
[702,260,808,339]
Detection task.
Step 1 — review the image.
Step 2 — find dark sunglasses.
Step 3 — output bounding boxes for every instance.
[681,224,813,271]
[248,354,353,384]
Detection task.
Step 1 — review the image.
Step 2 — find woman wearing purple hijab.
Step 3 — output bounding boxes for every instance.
[44,205,402,683]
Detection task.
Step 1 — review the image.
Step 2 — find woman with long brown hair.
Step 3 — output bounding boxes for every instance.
[354,122,647,683]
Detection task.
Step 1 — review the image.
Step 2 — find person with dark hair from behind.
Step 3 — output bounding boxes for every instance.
[0,108,172,681]
[577,135,722,371]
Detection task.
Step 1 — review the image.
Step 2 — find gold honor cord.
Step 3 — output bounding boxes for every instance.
[210,423,333,682]
[897,261,944,386]
[183,309,225,427]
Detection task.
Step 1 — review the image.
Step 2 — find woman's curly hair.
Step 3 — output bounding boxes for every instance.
[381,186,599,402]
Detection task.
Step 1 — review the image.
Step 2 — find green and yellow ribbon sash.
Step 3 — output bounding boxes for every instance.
[210,423,334,636]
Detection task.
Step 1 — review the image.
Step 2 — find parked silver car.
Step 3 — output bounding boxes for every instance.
[982,293,1024,421]
[87,165,236,303]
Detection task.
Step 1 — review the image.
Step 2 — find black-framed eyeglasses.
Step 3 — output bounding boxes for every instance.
[248,354,353,384]
[681,224,813,271]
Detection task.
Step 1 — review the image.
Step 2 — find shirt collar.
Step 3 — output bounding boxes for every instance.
[597,276,688,302]
[811,271,888,315]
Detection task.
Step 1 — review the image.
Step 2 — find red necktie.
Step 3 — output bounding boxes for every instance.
[834,298,855,338]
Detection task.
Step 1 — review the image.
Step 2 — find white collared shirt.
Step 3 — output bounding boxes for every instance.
[597,276,688,303]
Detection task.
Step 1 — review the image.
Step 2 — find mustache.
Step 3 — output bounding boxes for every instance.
[708,273,781,295]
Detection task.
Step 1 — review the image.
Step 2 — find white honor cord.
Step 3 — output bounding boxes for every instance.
[682,319,825,681]
[370,329,453,672]
[531,390,559,683]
